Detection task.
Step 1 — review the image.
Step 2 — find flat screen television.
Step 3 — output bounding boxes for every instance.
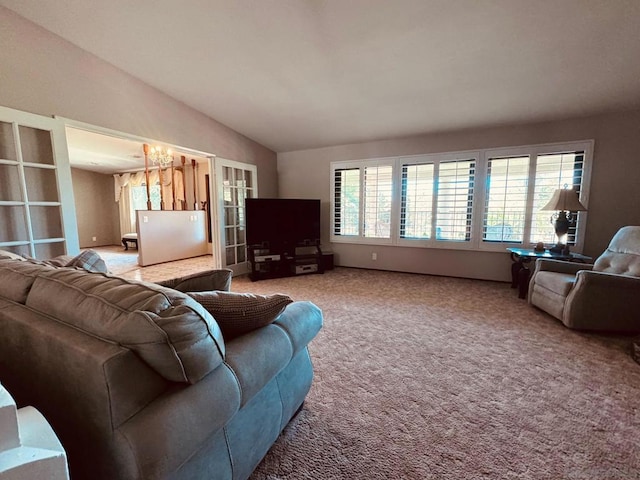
[246,198,321,248]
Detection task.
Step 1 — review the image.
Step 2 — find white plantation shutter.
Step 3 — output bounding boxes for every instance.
[435,160,475,242]
[333,168,360,236]
[331,141,590,250]
[531,152,585,244]
[363,165,392,238]
[401,163,434,239]
[483,156,529,243]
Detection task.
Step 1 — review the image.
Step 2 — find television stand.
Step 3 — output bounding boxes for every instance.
[247,244,324,281]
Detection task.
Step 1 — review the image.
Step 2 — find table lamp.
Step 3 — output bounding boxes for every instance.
[540,186,587,253]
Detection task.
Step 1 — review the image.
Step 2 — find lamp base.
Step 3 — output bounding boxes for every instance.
[549,243,571,255]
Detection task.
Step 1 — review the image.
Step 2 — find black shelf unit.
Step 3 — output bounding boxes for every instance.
[247,243,324,281]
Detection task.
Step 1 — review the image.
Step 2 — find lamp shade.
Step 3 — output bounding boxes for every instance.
[540,188,587,212]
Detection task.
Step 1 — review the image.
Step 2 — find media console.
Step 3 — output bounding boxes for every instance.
[247,244,324,281]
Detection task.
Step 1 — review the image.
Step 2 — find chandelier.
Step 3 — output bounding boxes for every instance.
[148,145,174,167]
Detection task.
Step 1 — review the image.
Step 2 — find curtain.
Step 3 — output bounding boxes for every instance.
[113,169,186,237]
[113,172,146,237]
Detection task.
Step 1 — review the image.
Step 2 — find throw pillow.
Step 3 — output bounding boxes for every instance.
[0,249,26,261]
[187,291,293,339]
[157,269,233,293]
[65,250,109,273]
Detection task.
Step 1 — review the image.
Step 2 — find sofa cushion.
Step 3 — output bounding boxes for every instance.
[0,258,50,304]
[24,268,226,384]
[187,291,293,339]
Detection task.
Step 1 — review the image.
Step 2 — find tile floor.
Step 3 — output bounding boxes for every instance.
[93,245,217,283]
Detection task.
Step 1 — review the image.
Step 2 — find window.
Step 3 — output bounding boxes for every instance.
[131,184,161,227]
[483,156,529,243]
[400,163,433,239]
[363,165,393,238]
[399,157,475,242]
[333,168,360,236]
[530,152,584,245]
[332,163,393,241]
[331,140,592,252]
[435,159,475,241]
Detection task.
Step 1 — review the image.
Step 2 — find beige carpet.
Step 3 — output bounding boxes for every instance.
[229,268,639,480]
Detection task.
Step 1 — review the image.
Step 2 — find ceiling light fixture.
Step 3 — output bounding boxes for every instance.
[148,145,174,167]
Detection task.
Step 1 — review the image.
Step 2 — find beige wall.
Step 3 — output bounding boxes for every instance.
[278,109,640,281]
[0,7,278,198]
[71,168,120,248]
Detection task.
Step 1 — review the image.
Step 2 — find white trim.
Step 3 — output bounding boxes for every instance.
[57,117,216,160]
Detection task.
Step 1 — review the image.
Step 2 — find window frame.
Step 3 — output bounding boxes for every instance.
[330,140,593,253]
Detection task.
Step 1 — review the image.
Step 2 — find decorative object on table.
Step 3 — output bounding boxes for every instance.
[534,241,545,252]
[540,185,587,253]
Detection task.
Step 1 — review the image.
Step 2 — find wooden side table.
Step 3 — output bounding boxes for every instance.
[507,248,592,299]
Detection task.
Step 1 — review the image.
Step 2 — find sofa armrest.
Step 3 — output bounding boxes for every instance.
[156,269,233,292]
[563,270,640,332]
[273,301,323,356]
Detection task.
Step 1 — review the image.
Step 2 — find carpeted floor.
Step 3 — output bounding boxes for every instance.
[226,268,640,480]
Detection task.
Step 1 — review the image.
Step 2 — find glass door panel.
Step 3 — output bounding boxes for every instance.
[34,242,66,259]
[0,164,22,201]
[30,206,64,240]
[214,158,257,275]
[0,121,17,160]
[18,126,54,165]
[0,206,29,243]
[0,105,79,258]
[24,167,59,202]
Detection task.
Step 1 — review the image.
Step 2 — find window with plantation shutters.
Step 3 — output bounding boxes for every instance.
[483,156,529,243]
[330,140,591,251]
[363,165,392,238]
[333,168,360,236]
[530,151,584,245]
[435,160,475,242]
[400,163,434,239]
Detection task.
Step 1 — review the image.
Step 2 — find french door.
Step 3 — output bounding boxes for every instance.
[0,106,79,258]
[212,158,257,275]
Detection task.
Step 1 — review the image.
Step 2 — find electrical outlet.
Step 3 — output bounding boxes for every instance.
[372,252,377,261]
[92,236,97,242]
[143,216,149,223]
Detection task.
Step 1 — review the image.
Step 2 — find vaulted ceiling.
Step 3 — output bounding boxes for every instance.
[3,0,640,153]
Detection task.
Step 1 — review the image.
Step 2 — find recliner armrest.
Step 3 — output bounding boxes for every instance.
[533,258,593,275]
[563,270,640,332]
